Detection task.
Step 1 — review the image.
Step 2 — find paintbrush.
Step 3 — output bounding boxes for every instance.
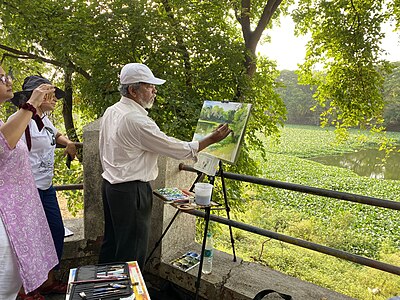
[70,277,127,285]
[92,289,126,297]
[93,283,127,289]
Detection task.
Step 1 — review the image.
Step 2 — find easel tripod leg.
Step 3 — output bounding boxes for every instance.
[219,161,237,262]
[195,206,211,300]
[190,171,205,192]
[145,209,181,266]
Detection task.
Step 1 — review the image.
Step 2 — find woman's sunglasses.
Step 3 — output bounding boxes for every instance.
[0,74,13,85]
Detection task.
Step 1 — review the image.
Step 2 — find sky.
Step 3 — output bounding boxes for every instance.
[258,16,400,70]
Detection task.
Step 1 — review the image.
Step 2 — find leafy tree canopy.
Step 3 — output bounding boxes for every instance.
[293,0,393,133]
[0,0,397,175]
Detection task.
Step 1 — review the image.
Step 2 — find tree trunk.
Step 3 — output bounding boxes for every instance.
[237,0,284,97]
[63,69,79,143]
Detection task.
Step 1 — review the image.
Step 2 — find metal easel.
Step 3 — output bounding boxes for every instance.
[193,161,236,299]
[145,162,236,300]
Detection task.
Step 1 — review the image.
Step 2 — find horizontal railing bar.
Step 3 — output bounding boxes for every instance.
[179,164,400,211]
[53,162,399,276]
[186,209,400,276]
[56,142,83,148]
[54,184,83,191]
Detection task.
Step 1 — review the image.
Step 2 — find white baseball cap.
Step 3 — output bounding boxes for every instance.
[119,63,166,85]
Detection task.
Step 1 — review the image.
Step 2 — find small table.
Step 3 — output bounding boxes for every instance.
[149,191,224,300]
[65,261,150,300]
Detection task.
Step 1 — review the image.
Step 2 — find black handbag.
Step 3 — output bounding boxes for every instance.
[253,289,293,300]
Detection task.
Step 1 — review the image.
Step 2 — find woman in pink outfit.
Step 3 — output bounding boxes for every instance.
[0,65,58,300]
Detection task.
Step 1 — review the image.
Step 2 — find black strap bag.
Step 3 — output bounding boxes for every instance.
[253,289,293,300]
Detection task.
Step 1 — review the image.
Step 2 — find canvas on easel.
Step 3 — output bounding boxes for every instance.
[192,100,252,165]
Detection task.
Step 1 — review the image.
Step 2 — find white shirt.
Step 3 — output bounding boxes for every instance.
[8,114,58,190]
[99,96,199,184]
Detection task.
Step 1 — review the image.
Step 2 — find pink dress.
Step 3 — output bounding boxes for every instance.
[0,121,58,293]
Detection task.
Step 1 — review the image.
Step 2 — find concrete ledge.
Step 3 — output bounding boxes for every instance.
[157,242,355,300]
[64,218,84,242]
[63,218,101,259]
[58,218,101,281]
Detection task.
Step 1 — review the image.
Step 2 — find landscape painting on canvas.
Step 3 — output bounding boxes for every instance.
[192,101,252,164]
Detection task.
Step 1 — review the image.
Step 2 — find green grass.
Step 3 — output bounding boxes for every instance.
[262,124,400,158]
[210,125,400,300]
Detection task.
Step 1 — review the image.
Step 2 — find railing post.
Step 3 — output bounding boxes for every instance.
[82,119,104,242]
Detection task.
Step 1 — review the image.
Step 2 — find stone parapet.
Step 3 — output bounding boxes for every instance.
[159,242,355,300]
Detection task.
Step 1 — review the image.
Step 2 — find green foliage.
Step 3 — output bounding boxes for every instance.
[211,125,400,299]
[382,62,400,130]
[276,70,320,125]
[0,0,285,144]
[293,0,392,132]
[53,148,83,216]
[277,62,400,135]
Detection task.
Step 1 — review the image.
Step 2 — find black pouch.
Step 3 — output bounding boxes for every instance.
[69,263,133,299]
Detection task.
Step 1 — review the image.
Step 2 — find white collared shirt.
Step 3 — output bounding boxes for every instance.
[99,96,199,184]
[8,113,58,190]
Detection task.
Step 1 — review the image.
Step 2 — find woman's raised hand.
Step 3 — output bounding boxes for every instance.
[27,84,55,108]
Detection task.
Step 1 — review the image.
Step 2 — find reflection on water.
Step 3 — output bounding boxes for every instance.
[193,121,216,140]
[309,149,400,180]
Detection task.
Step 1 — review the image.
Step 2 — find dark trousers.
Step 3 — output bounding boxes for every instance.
[38,186,65,269]
[98,179,153,269]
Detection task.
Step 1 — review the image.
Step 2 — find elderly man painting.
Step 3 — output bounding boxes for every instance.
[98,63,231,269]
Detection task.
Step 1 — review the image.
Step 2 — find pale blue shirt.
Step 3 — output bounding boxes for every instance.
[99,96,199,184]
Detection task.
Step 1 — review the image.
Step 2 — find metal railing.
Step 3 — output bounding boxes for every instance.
[51,143,400,276]
[179,163,400,276]
[54,142,84,192]
[54,184,83,191]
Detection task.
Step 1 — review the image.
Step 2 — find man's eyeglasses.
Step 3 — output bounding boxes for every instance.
[44,126,56,146]
[0,75,13,85]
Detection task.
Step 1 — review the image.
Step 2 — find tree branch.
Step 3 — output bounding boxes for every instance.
[0,44,91,80]
[253,0,283,47]
[241,0,252,42]
[239,0,284,79]
[1,53,30,64]
[240,0,283,54]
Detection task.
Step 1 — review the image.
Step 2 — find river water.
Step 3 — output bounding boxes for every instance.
[309,149,400,180]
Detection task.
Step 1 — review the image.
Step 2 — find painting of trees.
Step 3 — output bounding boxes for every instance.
[194,101,251,164]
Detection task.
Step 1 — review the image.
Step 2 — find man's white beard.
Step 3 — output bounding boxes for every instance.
[140,98,154,109]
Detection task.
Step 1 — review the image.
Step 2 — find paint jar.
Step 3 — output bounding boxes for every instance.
[194,183,213,206]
